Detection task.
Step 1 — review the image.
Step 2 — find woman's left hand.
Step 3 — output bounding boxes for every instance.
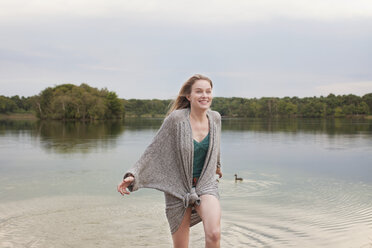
[216,167,222,178]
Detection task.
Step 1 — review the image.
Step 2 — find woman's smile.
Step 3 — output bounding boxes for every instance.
[199,99,209,104]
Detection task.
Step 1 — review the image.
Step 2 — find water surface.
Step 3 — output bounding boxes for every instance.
[0,118,371,247]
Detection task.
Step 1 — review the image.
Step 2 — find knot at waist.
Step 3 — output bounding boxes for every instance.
[183,187,201,208]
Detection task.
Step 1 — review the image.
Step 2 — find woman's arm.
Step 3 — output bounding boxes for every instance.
[119,111,176,193]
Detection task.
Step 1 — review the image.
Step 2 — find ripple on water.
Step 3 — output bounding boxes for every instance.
[0,195,173,248]
[0,176,372,247]
[218,175,372,247]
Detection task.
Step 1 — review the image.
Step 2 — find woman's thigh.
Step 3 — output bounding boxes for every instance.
[171,206,192,248]
[195,194,221,230]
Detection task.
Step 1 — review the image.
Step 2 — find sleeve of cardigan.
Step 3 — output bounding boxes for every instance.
[216,111,222,169]
[217,147,221,169]
[123,113,175,192]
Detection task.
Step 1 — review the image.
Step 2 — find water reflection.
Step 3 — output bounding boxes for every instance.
[0,120,127,154]
[1,117,371,154]
[221,118,372,135]
[1,117,371,135]
[122,117,163,130]
[38,121,126,153]
[0,119,38,134]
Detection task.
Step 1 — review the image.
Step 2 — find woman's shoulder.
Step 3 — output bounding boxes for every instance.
[164,108,189,123]
[209,109,222,122]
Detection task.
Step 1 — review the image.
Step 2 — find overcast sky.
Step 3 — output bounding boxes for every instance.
[1,0,371,99]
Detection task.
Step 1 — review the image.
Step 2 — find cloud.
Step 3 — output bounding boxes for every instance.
[0,1,371,99]
[315,81,372,96]
[77,64,125,72]
[1,0,372,25]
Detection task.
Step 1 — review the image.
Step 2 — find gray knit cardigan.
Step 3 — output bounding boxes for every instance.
[123,107,222,234]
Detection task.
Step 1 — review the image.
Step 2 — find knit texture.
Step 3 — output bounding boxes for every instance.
[123,107,222,234]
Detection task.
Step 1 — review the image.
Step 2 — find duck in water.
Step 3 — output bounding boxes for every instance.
[234,174,243,182]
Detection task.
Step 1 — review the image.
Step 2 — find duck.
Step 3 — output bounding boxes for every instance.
[234,174,243,182]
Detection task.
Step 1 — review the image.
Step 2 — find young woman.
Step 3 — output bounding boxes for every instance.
[117,74,223,248]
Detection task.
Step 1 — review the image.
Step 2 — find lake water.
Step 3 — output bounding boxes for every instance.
[0,118,371,247]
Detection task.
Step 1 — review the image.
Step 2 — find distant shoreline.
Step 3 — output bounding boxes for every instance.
[2,85,371,119]
[0,113,37,120]
[1,112,371,120]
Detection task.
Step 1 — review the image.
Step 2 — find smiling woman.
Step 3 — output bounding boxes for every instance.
[117,74,223,248]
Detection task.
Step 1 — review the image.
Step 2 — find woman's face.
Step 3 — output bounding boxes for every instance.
[187,79,213,111]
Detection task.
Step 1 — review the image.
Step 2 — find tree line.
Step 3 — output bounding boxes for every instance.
[212,93,372,118]
[123,94,371,118]
[1,84,123,120]
[1,83,371,119]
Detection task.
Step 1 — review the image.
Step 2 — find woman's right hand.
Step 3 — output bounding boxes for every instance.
[117,176,134,196]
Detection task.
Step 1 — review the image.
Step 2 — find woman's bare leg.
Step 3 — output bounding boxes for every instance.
[171,206,192,248]
[195,194,221,248]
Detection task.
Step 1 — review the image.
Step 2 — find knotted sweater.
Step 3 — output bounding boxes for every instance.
[123,107,222,234]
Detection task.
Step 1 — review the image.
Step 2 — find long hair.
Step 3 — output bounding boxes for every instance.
[165,74,213,117]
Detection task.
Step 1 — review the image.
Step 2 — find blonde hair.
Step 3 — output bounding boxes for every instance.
[166,74,213,117]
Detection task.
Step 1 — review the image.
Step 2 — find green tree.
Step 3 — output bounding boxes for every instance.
[105,92,124,119]
[285,102,297,116]
[334,107,344,117]
[343,104,356,115]
[0,96,17,113]
[356,102,369,115]
[32,84,124,120]
[362,93,372,114]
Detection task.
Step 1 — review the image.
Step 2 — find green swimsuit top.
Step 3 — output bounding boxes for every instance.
[192,132,210,179]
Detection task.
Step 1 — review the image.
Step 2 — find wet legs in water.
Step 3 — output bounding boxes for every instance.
[171,194,221,248]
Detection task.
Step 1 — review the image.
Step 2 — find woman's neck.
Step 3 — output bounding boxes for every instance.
[189,108,208,122]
